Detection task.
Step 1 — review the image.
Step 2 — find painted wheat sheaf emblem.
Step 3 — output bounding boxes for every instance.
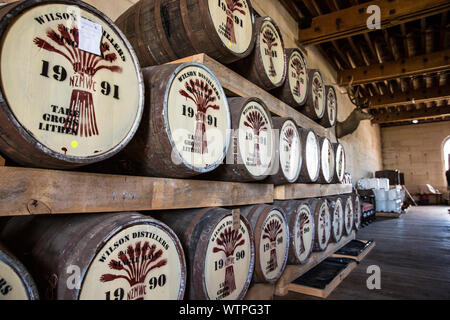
[262,28,278,77]
[283,127,294,162]
[299,211,310,254]
[262,219,282,272]
[312,76,323,113]
[291,57,305,97]
[100,242,167,300]
[33,24,122,137]
[179,79,220,154]
[244,111,267,166]
[223,0,246,44]
[213,227,246,297]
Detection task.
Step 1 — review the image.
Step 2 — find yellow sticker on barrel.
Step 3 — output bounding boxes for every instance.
[208,0,253,54]
[259,20,285,85]
[0,259,30,300]
[79,224,184,300]
[204,216,252,300]
[0,4,141,158]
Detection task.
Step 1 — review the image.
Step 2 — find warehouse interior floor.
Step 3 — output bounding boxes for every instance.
[279,206,450,300]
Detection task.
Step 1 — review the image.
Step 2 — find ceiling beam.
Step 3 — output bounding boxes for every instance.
[338,49,450,86]
[298,0,450,46]
[372,104,450,123]
[368,84,450,108]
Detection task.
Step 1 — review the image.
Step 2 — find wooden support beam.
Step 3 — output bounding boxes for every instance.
[274,184,352,200]
[298,0,450,46]
[0,155,5,166]
[368,84,450,108]
[338,49,450,86]
[372,105,450,123]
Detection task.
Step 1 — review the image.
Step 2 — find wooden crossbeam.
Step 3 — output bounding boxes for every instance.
[338,49,450,86]
[372,105,450,123]
[298,0,450,46]
[368,84,450,109]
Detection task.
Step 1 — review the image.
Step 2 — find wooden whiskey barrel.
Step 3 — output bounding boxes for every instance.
[320,85,338,128]
[327,197,344,243]
[122,62,231,178]
[232,16,287,90]
[266,117,302,185]
[0,0,144,169]
[353,194,362,231]
[317,137,335,184]
[332,143,346,183]
[211,97,274,182]
[0,212,186,300]
[115,0,256,67]
[157,207,255,300]
[272,48,308,108]
[275,200,314,265]
[343,195,354,236]
[0,243,39,300]
[297,128,320,183]
[310,198,331,252]
[301,70,326,121]
[240,204,289,284]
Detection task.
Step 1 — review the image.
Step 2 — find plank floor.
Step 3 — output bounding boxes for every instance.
[277,206,450,300]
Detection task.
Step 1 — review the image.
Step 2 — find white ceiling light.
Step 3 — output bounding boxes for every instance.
[412,120,419,124]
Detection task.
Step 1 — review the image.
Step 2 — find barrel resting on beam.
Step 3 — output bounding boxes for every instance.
[0,167,273,216]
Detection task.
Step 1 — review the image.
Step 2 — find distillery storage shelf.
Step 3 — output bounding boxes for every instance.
[167,54,336,142]
[274,231,356,297]
[274,183,353,200]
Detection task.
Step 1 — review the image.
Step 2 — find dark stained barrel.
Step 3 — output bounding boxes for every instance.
[301,70,326,121]
[0,242,39,300]
[297,128,320,183]
[0,212,186,300]
[157,207,254,300]
[317,137,335,184]
[353,194,362,231]
[275,200,314,265]
[310,198,331,252]
[327,197,344,243]
[343,195,354,236]
[266,117,302,185]
[115,0,256,66]
[232,16,287,90]
[272,48,308,109]
[240,204,289,283]
[320,85,338,128]
[0,0,144,169]
[122,62,231,178]
[211,97,275,182]
[332,143,346,184]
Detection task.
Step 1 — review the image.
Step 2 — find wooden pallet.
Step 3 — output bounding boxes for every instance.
[376,212,403,218]
[275,231,356,296]
[275,183,352,200]
[168,54,335,141]
[0,166,273,216]
[287,258,357,298]
[332,239,376,262]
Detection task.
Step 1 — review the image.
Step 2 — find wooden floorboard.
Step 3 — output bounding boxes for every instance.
[277,206,450,300]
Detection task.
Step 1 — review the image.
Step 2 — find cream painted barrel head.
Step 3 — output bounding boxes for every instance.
[343,196,354,236]
[279,119,302,183]
[238,99,274,178]
[325,86,337,127]
[0,0,144,168]
[79,221,186,300]
[207,0,254,54]
[259,19,286,86]
[166,63,231,172]
[310,71,326,119]
[288,49,308,106]
[314,200,331,251]
[0,246,39,300]
[334,143,346,183]
[320,137,335,184]
[305,130,320,182]
[204,215,254,300]
[294,203,314,264]
[354,195,362,230]
[330,197,344,243]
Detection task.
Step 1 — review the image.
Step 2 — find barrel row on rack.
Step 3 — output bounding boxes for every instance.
[0,194,362,300]
[0,0,339,177]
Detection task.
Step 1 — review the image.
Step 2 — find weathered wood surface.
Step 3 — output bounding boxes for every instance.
[331,240,376,262]
[0,167,273,216]
[274,183,352,200]
[275,231,356,296]
[167,54,335,140]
